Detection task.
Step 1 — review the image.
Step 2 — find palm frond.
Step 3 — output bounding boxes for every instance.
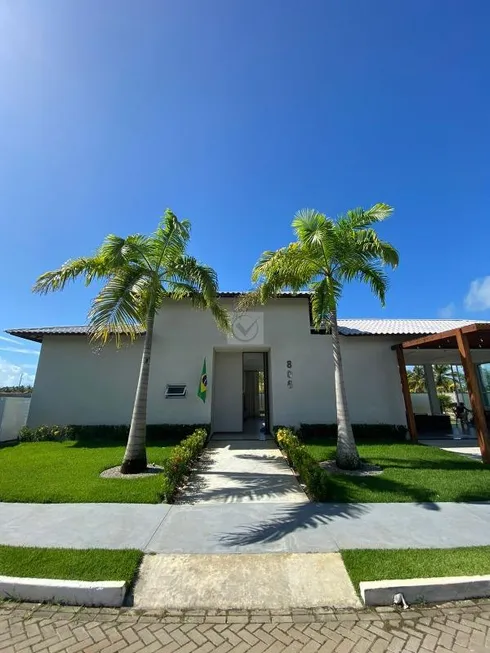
[164,256,231,333]
[33,257,107,295]
[87,267,148,344]
[292,209,330,248]
[251,243,319,292]
[342,203,394,229]
[152,210,190,268]
[310,278,337,329]
[339,261,389,305]
[350,229,399,268]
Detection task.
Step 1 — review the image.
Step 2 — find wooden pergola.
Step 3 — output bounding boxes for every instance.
[394,323,490,464]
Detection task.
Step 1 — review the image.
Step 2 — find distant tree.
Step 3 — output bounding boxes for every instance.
[0,385,33,394]
[407,364,455,394]
[433,364,455,393]
[407,366,426,393]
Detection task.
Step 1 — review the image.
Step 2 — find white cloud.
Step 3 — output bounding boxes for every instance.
[0,335,19,344]
[465,276,490,311]
[438,302,456,318]
[0,357,36,386]
[0,346,39,355]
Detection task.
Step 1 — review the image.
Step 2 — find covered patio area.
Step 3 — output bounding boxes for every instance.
[394,323,490,464]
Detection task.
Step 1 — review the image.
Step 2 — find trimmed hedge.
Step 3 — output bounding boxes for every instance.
[18,424,210,444]
[299,423,408,442]
[275,427,331,501]
[161,428,208,502]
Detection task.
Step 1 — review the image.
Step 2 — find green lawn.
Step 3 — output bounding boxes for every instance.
[341,547,490,592]
[305,440,490,502]
[0,441,175,503]
[0,545,142,582]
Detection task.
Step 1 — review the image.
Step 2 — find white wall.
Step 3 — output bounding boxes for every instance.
[28,336,143,426]
[340,335,406,425]
[28,298,408,428]
[0,396,31,441]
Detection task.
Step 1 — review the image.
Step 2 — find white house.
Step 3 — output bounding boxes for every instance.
[6,293,487,434]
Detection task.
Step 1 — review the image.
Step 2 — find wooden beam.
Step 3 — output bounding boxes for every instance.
[455,328,490,464]
[399,322,490,351]
[395,345,418,442]
[400,329,459,350]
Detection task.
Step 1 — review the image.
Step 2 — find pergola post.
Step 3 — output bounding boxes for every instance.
[396,345,418,442]
[455,328,490,464]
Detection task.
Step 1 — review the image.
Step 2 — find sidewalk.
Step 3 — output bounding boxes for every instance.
[2,500,490,553]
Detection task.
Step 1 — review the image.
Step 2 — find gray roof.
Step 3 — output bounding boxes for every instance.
[336,318,479,336]
[6,318,484,343]
[5,326,144,343]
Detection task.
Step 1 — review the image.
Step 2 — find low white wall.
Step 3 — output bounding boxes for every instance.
[0,396,30,441]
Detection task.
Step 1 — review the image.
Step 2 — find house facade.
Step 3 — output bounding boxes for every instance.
[7,294,481,432]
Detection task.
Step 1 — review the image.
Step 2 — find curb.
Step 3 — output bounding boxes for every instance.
[360,574,490,606]
[0,576,126,607]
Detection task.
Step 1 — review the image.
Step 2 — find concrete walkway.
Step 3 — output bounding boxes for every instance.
[133,552,361,609]
[178,439,308,504]
[3,501,490,553]
[421,437,482,461]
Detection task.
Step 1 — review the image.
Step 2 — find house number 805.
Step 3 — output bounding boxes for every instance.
[286,361,293,388]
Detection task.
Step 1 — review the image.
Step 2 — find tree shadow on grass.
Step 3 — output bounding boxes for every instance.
[71,438,178,449]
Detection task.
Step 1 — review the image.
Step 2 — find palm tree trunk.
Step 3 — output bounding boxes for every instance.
[331,307,361,470]
[120,309,155,474]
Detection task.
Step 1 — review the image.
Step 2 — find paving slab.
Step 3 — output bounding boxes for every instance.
[146,502,346,553]
[132,552,361,609]
[0,503,170,550]
[178,439,308,504]
[2,501,490,553]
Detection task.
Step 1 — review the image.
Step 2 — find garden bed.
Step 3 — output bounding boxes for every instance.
[0,427,208,503]
[275,428,490,503]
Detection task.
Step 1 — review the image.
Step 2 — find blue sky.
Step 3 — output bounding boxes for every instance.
[1,0,490,385]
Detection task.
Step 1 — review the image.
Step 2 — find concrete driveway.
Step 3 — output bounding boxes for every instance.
[176,439,308,504]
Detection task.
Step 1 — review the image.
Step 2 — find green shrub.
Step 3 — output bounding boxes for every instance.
[19,425,75,442]
[275,427,331,501]
[161,428,208,502]
[18,424,209,444]
[299,423,407,442]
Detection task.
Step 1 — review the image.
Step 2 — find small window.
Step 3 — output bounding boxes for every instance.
[165,384,187,398]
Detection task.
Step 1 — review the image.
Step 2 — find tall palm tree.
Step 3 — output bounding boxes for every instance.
[242,203,399,470]
[33,210,230,473]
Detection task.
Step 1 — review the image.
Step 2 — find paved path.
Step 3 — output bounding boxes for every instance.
[420,438,482,461]
[2,601,490,652]
[2,501,490,553]
[132,553,361,610]
[178,439,307,504]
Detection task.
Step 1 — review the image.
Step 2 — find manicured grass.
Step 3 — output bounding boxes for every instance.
[0,545,142,582]
[341,546,490,592]
[0,441,176,503]
[305,440,490,502]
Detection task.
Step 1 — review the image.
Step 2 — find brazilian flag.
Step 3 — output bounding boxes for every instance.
[198,358,207,403]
